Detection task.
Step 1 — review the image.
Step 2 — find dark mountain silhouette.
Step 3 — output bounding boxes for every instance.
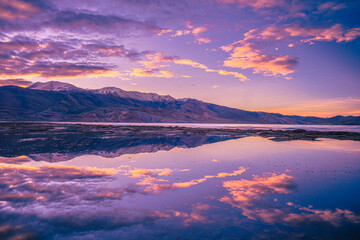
[0,81,359,124]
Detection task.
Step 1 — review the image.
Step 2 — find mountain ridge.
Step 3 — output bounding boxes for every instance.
[28,81,176,102]
[0,81,358,125]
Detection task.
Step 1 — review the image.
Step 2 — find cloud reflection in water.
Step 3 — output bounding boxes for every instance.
[0,136,359,239]
[221,171,360,226]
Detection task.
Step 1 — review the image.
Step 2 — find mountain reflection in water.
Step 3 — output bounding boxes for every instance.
[0,126,359,239]
[0,123,242,162]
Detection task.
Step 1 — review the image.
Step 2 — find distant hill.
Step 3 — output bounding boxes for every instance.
[0,81,359,125]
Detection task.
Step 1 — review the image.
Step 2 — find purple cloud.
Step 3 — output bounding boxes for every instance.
[0,78,33,87]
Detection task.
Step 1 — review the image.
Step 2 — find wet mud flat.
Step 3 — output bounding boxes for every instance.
[1,122,359,141]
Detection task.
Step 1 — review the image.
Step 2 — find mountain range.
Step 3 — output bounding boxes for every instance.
[0,81,359,125]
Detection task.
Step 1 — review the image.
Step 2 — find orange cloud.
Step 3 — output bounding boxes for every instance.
[0,163,123,205]
[221,23,360,77]
[220,171,360,226]
[137,167,247,193]
[222,42,297,77]
[171,203,212,225]
[220,172,296,206]
[256,24,360,44]
[0,163,118,179]
[156,29,173,36]
[129,168,174,178]
[0,78,33,87]
[130,67,175,78]
[132,52,248,81]
[169,22,211,44]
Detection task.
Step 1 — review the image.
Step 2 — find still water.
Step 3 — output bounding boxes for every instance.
[1,136,359,239]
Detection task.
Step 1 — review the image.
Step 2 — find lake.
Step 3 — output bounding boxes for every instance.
[0,124,359,239]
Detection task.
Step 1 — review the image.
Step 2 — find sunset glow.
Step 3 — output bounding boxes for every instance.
[0,0,359,117]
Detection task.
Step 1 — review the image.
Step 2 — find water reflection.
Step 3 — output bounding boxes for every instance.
[220,171,359,226]
[0,135,359,239]
[1,132,240,162]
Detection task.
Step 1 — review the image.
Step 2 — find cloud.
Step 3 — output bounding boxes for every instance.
[0,1,165,37]
[221,23,360,77]
[0,61,117,79]
[220,171,360,226]
[222,41,298,77]
[0,78,33,87]
[0,0,42,20]
[46,10,163,36]
[128,168,174,178]
[0,36,153,79]
[0,206,169,237]
[253,24,360,44]
[237,203,360,226]
[170,22,211,44]
[283,206,360,226]
[83,43,150,61]
[0,163,183,211]
[220,172,296,206]
[39,207,169,233]
[0,163,118,181]
[0,161,173,237]
[0,224,38,240]
[217,0,349,19]
[136,167,247,193]
[171,203,212,226]
[132,52,248,80]
[317,1,346,12]
[0,36,149,62]
[0,156,32,164]
[130,68,175,78]
[217,0,287,9]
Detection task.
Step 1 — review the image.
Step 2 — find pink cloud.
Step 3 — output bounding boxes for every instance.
[0,78,33,87]
[256,24,360,44]
[217,0,287,9]
[170,203,212,226]
[221,23,360,77]
[222,41,298,77]
[220,172,296,206]
[137,167,247,193]
[220,171,360,226]
[0,0,40,20]
[169,22,211,45]
[132,52,248,80]
[130,67,175,78]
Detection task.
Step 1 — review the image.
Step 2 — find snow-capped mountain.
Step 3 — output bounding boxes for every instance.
[93,87,175,102]
[28,81,176,102]
[28,81,83,92]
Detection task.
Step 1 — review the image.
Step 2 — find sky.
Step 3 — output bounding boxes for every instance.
[0,0,359,117]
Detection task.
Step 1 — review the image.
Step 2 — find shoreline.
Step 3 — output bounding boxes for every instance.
[1,121,360,141]
[1,120,360,132]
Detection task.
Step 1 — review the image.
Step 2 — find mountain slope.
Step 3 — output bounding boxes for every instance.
[28,81,175,102]
[0,82,359,124]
